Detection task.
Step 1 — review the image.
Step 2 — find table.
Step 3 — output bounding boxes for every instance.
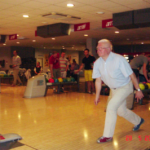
[45,81,79,95]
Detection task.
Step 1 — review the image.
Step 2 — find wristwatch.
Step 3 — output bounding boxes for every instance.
[136,88,141,91]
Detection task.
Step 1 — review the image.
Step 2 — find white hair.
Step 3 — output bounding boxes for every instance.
[98,39,113,50]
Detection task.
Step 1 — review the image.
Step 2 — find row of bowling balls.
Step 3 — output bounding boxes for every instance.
[139,82,150,90]
[0,74,13,77]
[46,77,75,83]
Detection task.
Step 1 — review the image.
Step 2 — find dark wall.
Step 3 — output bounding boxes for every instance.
[11,46,35,58]
[79,51,84,65]
[114,44,150,54]
[11,46,36,70]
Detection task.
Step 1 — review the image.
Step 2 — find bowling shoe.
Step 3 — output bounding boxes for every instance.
[133,118,145,131]
[97,136,113,143]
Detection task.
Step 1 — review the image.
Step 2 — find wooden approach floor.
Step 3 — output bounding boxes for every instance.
[0,85,150,150]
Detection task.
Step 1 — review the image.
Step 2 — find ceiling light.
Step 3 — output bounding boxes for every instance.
[18,36,26,40]
[141,42,144,44]
[115,31,119,34]
[3,43,6,46]
[125,56,129,59]
[16,42,20,44]
[32,40,36,42]
[127,38,130,40]
[17,34,19,36]
[23,15,29,18]
[84,34,88,36]
[42,22,47,24]
[96,12,104,14]
[52,38,55,40]
[67,3,74,7]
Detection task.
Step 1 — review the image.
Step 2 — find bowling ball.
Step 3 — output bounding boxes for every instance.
[146,83,150,89]
[46,78,48,83]
[4,74,8,77]
[67,77,71,82]
[54,78,59,83]
[139,83,145,90]
[71,77,75,82]
[63,78,67,82]
[58,78,63,82]
[143,83,148,89]
[48,78,54,83]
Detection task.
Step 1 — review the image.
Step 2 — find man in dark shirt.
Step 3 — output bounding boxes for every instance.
[75,49,96,94]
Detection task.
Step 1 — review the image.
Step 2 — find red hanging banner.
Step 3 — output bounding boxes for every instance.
[74,22,90,32]
[35,30,38,36]
[102,19,113,28]
[9,34,17,40]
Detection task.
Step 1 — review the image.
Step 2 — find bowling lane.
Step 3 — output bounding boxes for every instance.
[0,86,150,150]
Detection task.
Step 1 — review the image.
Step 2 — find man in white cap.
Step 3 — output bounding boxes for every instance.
[92,39,144,143]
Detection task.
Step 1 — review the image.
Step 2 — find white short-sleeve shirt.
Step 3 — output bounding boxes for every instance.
[92,52,133,89]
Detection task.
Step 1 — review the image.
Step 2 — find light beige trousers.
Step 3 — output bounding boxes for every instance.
[13,69,22,85]
[103,81,141,137]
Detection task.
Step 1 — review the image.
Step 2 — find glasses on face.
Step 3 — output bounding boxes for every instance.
[97,47,110,51]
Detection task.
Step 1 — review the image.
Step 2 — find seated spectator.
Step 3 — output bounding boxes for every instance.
[70,59,79,81]
[25,69,31,80]
[34,62,42,75]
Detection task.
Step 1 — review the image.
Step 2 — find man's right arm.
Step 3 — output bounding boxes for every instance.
[95,77,102,105]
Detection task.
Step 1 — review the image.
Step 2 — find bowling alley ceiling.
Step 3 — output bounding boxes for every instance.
[0,0,150,50]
